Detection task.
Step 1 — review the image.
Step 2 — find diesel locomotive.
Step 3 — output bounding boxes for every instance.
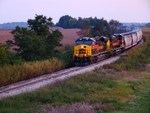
[73,29,142,66]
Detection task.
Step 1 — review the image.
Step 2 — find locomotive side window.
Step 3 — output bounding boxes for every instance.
[75,40,83,45]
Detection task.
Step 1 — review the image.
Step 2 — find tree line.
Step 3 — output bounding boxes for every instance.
[56,15,122,36]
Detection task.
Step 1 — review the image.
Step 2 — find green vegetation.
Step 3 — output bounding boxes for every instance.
[56,15,122,36]
[0,15,123,87]
[0,43,9,65]
[10,15,63,61]
[0,66,149,113]
[0,29,150,113]
[0,45,73,86]
[54,48,74,67]
[0,15,73,86]
[0,43,23,66]
[110,41,150,70]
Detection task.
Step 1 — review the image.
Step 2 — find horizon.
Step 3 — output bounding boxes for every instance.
[0,0,150,24]
[0,16,149,25]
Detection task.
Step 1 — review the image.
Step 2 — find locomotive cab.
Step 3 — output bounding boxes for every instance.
[111,34,125,49]
[73,38,94,65]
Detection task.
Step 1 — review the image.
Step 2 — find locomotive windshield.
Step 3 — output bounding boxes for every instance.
[75,39,93,45]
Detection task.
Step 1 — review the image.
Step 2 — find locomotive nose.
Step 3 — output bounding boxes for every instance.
[77,48,86,57]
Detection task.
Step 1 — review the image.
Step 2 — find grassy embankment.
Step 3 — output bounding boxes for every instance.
[0,48,73,87]
[0,28,150,113]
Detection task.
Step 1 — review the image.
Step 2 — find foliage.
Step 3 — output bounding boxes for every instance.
[0,43,9,65]
[109,19,122,34]
[54,49,74,67]
[56,15,78,28]
[0,42,24,66]
[91,18,110,36]
[56,15,122,36]
[28,15,53,36]
[10,15,63,61]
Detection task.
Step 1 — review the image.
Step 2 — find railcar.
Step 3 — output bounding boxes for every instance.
[73,29,142,66]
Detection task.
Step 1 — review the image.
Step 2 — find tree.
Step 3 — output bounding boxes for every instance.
[56,15,77,28]
[79,19,91,36]
[28,14,53,36]
[10,15,63,61]
[109,19,122,34]
[46,30,63,55]
[91,18,110,36]
[55,15,122,36]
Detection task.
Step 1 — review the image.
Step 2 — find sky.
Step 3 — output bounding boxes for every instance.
[0,0,150,24]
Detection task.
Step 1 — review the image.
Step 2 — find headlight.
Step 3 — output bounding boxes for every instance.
[81,46,84,48]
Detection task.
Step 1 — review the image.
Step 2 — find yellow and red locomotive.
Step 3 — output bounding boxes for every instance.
[73,29,142,66]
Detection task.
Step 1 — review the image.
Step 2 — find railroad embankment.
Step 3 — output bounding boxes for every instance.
[0,49,73,87]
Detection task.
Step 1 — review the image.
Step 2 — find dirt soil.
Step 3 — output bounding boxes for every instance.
[0,29,13,44]
[0,27,81,46]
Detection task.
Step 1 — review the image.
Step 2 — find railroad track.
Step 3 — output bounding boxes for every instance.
[0,39,144,99]
[0,56,120,99]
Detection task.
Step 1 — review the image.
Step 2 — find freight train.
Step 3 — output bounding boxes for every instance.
[73,29,143,66]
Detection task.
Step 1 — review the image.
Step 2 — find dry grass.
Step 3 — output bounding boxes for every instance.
[0,58,65,86]
[142,28,150,37]
[142,28,150,32]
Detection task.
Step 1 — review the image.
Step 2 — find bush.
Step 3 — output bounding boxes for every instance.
[54,49,74,67]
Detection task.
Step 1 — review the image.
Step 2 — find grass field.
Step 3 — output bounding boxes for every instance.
[0,28,150,113]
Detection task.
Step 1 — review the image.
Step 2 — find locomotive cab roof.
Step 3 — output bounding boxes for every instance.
[75,37,95,45]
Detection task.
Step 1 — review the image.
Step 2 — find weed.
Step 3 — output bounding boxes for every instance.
[0,58,65,86]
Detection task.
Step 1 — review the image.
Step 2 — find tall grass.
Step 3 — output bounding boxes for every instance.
[0,58,65,86]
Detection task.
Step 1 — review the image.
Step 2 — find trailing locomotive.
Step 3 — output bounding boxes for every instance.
[73,29,142,66]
